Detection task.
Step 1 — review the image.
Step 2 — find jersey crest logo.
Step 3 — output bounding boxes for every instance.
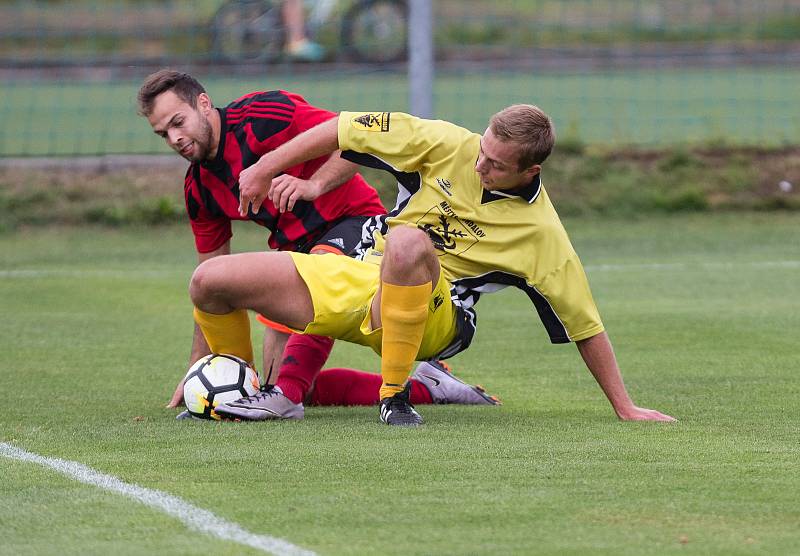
[351,112,391,132]
[417,201,481,256]
[436,178,453,196]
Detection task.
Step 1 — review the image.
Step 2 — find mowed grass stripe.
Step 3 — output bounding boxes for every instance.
[1,213,798,554]
[1,259,798,280]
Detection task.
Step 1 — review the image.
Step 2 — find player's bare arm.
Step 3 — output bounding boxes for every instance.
[238,118,340,216]
[166,241,232,408]
[576,331,676,422]
[268,150,359,213]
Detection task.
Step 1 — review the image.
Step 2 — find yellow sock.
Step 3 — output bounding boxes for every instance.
[193,308,254,365]
[379,281,431,400]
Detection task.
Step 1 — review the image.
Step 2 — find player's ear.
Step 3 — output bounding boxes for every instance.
[522,163,542,180]
[197,93,213,115]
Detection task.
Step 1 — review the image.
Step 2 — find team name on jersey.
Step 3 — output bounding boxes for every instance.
[436,200,486,238]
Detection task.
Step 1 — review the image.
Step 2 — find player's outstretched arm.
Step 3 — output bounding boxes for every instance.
[576,331,676,422]
[268,151,358,213]
[239,118,341,216]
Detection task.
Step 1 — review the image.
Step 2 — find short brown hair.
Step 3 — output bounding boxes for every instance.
[137,69,206,116]
[489,104,556,169]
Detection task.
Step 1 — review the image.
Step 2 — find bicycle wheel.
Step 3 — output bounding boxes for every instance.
[210,0,285,63]
[341,0,407,63]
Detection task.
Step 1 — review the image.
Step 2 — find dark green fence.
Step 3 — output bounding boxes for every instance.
[1,0,799,156]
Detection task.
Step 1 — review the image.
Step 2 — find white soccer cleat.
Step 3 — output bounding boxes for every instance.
[412,360,501,405]
[213,385,304,421]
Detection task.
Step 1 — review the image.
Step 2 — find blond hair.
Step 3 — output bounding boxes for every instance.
[489,104,556,169]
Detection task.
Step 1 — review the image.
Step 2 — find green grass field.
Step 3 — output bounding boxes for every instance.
[1,212,799,554]
[2,65,799,156]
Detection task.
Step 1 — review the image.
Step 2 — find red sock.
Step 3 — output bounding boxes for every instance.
[275,334,334,404]
[308,368,433,406]
[409,378,433,404]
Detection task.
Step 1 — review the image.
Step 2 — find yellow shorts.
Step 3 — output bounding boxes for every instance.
[288,251,457,359]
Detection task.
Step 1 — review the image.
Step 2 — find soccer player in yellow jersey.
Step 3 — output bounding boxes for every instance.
[192,104,676,426]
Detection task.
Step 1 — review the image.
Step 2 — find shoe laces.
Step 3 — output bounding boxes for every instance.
[390,402,417,416]
[384,394,415,414]
[242,386,281,404]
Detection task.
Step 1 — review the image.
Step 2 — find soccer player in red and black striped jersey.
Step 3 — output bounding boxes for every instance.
[136,70,499,416]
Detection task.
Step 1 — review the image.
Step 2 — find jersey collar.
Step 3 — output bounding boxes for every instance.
[201,107,228,169]
[480,173,542,204]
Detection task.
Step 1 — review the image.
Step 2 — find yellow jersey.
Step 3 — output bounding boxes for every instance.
[338,111,604,350]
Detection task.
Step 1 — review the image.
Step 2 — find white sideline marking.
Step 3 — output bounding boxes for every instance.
[0,442,316,556]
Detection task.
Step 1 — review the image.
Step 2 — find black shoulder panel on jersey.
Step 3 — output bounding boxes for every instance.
[227,90,292,110]
[248,116,292,142]
[341,151,422,195]
[454,271,571,344]
[226,91,295,142]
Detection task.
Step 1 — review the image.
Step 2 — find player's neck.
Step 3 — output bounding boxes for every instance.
[206,108,222,160]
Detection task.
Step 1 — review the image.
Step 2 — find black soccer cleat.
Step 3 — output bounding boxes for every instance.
[379,383,423,427]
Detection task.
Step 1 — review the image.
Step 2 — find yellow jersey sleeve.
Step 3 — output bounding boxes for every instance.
[338,111,469,173]
[535,255,604,342]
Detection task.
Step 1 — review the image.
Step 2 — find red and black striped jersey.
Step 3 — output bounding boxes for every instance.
[184,90,386,253]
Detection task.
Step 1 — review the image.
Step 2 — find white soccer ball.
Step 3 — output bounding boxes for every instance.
[183,354,260,420]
